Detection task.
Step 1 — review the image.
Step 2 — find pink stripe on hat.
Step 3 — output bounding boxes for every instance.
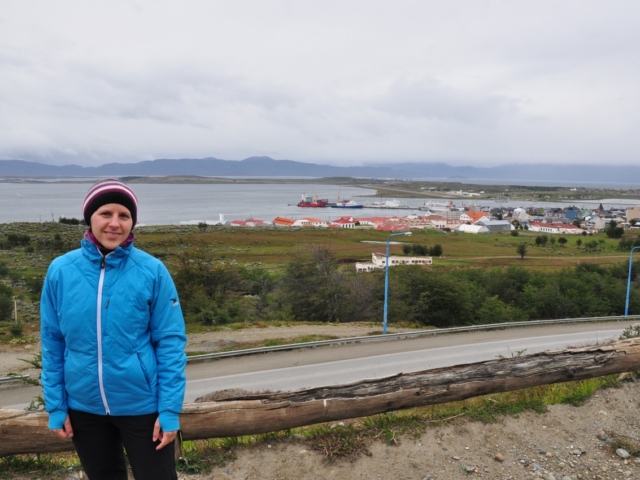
[83,181,138,212]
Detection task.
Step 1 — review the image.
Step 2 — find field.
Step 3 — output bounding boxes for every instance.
[0,221,638,332]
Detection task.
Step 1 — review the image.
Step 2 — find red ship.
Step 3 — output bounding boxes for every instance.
[297,193,328,208]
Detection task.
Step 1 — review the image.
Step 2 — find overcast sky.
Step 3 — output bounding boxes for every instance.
[1,1,639,167]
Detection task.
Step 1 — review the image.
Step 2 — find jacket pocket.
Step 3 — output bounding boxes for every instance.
[136,352,152,392]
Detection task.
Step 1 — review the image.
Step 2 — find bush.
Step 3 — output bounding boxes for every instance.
[510,230,519,237]
[58,217,82,225]
[6,234,31,246]
[10,324,23,337]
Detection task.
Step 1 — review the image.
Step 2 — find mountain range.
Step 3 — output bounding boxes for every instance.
[1,156,639,185]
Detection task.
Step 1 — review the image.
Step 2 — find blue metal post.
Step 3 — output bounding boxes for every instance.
[383,231,411,334]
[625,246,640,316]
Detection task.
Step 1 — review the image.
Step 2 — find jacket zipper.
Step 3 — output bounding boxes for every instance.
[97,250,113,415]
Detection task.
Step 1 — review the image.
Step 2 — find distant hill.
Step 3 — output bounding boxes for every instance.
[1,156,639,185]
[0,156,405,179]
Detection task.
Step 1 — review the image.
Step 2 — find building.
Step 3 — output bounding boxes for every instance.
[421,215,447,229]
[457,224,490,234]
[355,252,433,272]
[626,206,640,222]
[460,211,490,223]
[330,216,356,228]
[528,222,583,234]
[583,216,607,231]
[230,218,271,227]
[443,209,462,221]
[475,220,512,232]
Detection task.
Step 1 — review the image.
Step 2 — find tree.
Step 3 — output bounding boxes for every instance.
[576,238,583,248]
[573,219,582,228]
[0,283,12,321]
[605,226,624,239]
[477,296,525,324]
[549,237,556,247]
[281,245,344,322]
[557,237,568,247]
[631,219,638,227]
[428,244,443,257]
[516,243,528,260]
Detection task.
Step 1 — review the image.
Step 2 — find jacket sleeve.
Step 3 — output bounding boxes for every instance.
[40,266,68,429]
[150,262,187,432]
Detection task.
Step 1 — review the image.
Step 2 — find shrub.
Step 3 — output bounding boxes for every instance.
[10,324,23,337]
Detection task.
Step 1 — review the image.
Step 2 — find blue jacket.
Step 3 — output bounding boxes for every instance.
[41,238,187,432]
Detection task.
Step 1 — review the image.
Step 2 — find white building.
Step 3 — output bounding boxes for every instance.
[356,252,433,272]
[528,222,582,234]
[457,224,490,234]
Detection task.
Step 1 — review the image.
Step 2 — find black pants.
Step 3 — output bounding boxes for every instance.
[68,408,177,480]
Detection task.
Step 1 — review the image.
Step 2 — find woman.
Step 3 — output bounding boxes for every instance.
[41,179,187,480]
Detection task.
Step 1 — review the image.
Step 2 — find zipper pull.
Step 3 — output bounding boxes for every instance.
[100,256,106,269]
[105,299,109,309]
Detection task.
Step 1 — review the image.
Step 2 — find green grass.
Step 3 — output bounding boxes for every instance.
[0,452,82,479]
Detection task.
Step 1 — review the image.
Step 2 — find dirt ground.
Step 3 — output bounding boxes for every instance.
[3,324,640,480]
[182,381,640,480]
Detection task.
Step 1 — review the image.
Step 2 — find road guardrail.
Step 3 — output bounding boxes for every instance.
[186,314,640,363]
[2,316,638,384]
[0,375,30,385]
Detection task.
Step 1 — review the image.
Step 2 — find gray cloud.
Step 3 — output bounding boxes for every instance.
[1,1,639,166]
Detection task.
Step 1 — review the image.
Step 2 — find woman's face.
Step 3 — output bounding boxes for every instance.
[90,203,133,250]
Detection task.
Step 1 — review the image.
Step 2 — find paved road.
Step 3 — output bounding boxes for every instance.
[0,320,633,409]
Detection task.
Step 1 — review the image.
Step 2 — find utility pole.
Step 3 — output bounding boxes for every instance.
[13,296,18,324]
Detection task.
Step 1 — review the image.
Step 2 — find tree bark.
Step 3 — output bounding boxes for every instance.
[2,338,639,457]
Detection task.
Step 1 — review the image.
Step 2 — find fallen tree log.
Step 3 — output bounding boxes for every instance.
[2,338,640,457]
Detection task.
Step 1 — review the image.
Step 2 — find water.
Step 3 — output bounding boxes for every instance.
[2,182,639,225]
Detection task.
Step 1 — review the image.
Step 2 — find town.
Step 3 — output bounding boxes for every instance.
[218,203,640,234]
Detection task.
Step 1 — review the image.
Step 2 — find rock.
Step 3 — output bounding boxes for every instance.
[571,449,582,455]
[543,473,556,480]
[561,476,573,480]
[494,453,505,462]
[464,465,477,473]
[452,455,460,460]
[616,448,630,458]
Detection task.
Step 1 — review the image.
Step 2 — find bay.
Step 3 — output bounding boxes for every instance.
[1,182,639,226]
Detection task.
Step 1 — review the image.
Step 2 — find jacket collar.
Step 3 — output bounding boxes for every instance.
[81,235,133,265]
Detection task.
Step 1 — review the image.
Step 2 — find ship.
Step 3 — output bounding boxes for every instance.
[297,193,329,208]
[330,199,363,209]
[418,200,454,212]
[363,199,410,209]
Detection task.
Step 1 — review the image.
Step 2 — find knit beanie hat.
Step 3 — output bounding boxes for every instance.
[83,179,138,228]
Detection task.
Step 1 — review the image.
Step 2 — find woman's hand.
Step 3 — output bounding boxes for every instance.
[51,415,74,439]
[152,418,177,450]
